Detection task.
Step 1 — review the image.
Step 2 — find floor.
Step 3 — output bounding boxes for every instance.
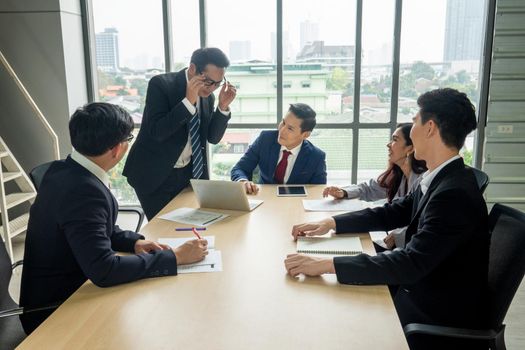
[7,217,525,349]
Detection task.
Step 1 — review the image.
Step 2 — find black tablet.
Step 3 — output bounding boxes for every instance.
[277,185,308,197]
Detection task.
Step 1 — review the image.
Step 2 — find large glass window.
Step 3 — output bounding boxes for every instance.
[92,0,165,203]
[399,0,486,164]
[87,0,489,202]
[283,0,356,124]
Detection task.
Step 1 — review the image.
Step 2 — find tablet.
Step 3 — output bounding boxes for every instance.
[277,185,308,197]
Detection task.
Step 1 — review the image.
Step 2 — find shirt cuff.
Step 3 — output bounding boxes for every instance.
[218,106,230,116]
[182,97,197,115]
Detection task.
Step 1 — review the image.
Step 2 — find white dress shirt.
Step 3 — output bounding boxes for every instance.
[277,142,303,184]
[175,69,229,168]
[71,150,110,188]
[419,155,461,195]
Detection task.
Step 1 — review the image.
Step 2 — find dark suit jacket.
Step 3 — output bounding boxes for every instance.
[123,69,230,195]
[230,130,327,184]
[20,156,178,334]
[331,158,489,329]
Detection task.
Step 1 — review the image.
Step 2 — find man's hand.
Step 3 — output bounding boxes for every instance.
[322,186,345,199]
[383,233,396,249]
[218,82,237,111]
[186,75,205,105]
[240,180,259,195]
[284,254,335,277]
[173,239,208,265]
[134,239,171,254]
[291,217,336,241]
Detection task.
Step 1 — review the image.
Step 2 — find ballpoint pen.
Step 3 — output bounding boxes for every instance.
[175,227,206,232]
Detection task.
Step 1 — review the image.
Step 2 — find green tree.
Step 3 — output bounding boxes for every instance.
[114,75,126,86]
[327,67,348,91]
[411,61,435,80]
[130,79,148,96]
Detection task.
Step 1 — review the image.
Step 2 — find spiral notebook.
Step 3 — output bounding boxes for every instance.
[296,236,363,255]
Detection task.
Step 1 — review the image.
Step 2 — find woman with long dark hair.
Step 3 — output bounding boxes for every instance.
[323,123,427,248]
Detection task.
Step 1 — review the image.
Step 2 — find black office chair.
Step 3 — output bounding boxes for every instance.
[468,166,490,194]
[30,161,145,232]
[404,203,525,349]
[0,238,60,349]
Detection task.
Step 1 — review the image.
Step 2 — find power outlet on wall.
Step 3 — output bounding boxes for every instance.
[497,125,514,134]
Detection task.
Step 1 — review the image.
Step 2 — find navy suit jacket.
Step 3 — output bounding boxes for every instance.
[20,156,177,334]
[331,158,489,330]
[123,69,230,195]
[230,130,327,184]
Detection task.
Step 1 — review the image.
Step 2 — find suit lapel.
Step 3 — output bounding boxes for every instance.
[288,141,310,183]
[268,139,282,177]
[406,158,465,242]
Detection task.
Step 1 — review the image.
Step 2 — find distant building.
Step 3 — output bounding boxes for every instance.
[96,28,120,72]
[443,0,485,61]
[271,31,292,63]
[296,41,355,72]
[229,40,252,62]
[300,20,319,51]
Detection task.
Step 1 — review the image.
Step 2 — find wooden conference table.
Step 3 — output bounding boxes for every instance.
[18,185,408,349]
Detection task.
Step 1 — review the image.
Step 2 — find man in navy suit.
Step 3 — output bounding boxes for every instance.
[19,103,208,334]
[230,103,327,194]
[285,89,489,349]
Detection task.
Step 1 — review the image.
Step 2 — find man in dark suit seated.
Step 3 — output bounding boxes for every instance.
[19,103,208,334]
[123,47,237,220]
[230,103,327,194]
[284,88,489,350]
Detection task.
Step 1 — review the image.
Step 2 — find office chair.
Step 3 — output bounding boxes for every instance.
[29,161,145,232]
[0,238,59,349]
[468,166,490,194]
[404,203,525,349]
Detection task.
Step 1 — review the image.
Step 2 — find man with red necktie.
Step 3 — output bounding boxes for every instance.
[231,103,327,194]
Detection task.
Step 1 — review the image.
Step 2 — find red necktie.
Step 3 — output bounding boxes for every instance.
[274,150,292,184]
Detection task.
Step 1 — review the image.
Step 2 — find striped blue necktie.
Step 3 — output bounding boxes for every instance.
[190,101,204,179]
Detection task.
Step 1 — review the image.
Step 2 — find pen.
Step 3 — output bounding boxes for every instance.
[192,227,202,240]
[202,215,222,225]
[175,227,206,232]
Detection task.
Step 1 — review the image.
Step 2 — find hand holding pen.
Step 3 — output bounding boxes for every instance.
[172,228,208,265]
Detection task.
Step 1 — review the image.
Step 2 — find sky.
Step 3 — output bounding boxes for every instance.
[92,0,454,70]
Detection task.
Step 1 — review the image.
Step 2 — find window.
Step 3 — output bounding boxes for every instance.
[91,0,165,204]
[87,0,489,196]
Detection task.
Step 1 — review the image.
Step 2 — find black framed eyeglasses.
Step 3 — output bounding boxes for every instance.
[123,134,134,143]
[203,76,227,88]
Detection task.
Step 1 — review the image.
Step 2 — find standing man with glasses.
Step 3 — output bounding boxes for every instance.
[124,47,237,220]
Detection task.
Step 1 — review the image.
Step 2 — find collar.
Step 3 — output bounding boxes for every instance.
[71,150,110,188]
[280,141,303,157]
[420,155,461,195]
[185,68,189,83]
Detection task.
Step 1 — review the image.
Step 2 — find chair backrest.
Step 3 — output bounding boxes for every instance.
[468,166,490,194]
[488,203,525,329]
[29,161,54,191]
[0,239,15,310]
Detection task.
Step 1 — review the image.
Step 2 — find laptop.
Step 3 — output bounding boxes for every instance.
[190,179,264,211]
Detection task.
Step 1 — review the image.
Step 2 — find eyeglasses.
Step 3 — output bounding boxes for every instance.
[123,134,134,143]
[202,75,227,88]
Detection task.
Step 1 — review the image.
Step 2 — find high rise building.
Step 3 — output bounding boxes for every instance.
[300,20,319,51]
[443,0,485,61]
[96,28,120,72]
[229,40,252,62]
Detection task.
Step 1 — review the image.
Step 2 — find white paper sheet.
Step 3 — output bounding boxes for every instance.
[176,250,223,274]
[302,199,369,212]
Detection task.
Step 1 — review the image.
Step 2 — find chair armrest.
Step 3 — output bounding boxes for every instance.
[0,303,61,319]
[118,206,145,232]
[11,260,23,270]
[403,323,499,340]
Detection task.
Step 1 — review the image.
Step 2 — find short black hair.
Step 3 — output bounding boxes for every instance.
[69,102,134,157]
[417,88,477,150]
[190,47,230,73]
[288,103,317,132]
